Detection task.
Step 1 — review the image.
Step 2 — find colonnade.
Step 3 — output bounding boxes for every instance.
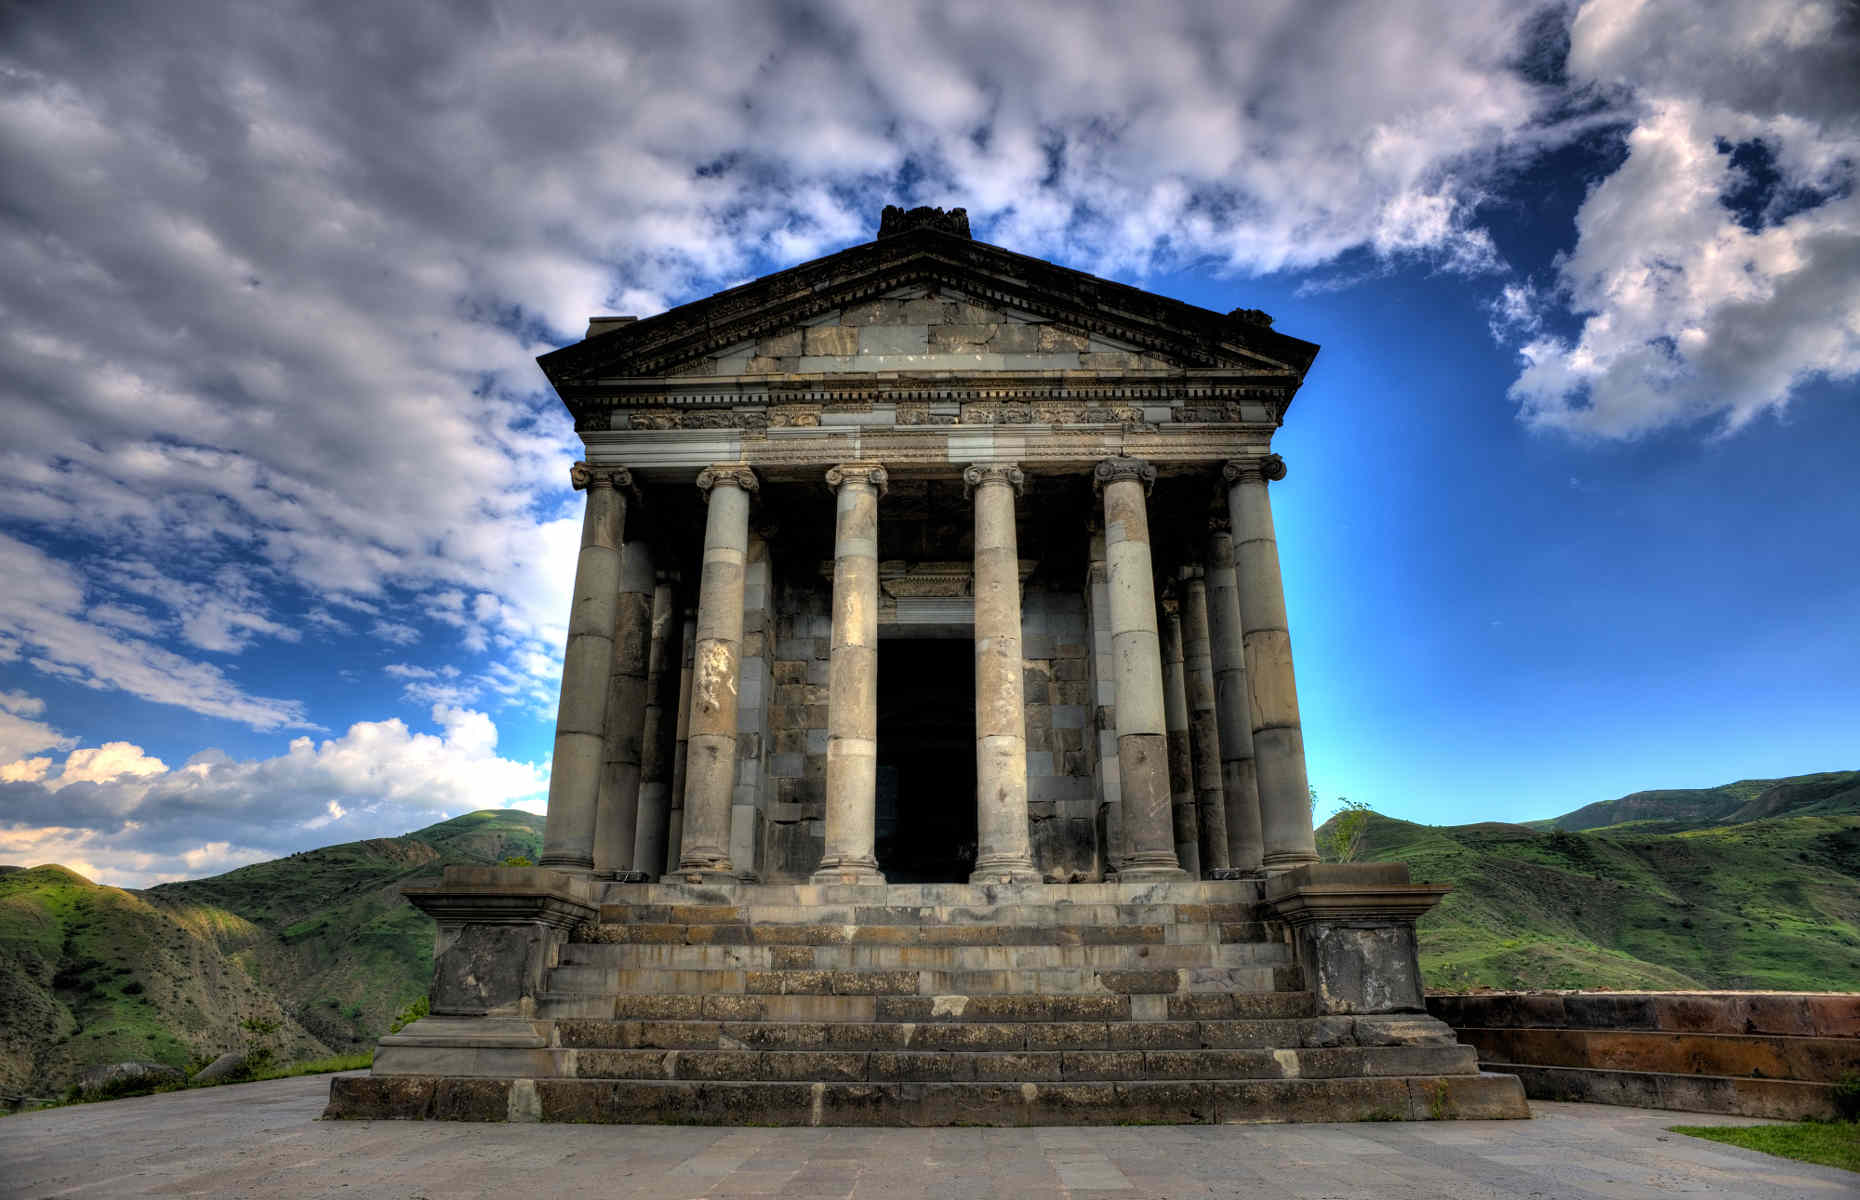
[537,454,1319,883]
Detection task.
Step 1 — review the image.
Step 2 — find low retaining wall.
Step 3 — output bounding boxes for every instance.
[1427,991,1859,1121]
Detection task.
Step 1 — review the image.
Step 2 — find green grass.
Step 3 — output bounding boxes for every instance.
[243,1051,373,1082]
[1669,1123,1860,1173]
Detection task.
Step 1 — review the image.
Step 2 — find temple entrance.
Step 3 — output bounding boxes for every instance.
[875,637,977,882]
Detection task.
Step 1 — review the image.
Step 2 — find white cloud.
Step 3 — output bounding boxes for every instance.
[1507,0,1860,437]
[0,532,307,728]
[0,704,547,886]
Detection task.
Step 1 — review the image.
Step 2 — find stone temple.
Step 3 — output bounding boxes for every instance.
[327,207,1527,1125]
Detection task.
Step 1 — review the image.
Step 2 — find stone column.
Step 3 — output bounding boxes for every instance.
[1093,456,1186,881]
[671,464,758,881]
[1178,565,1230,874]
[1159,588,1201,878]
[594,537,655,880]
[812,462,887,884]
[1206,520,1266,874]
[966,464,1040,884]
[664,606,696,874]
[1223,455,1319,870]
[631,570,679,879]
[541,462,632,872]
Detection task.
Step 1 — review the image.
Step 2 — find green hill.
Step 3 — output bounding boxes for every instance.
[1341,800,1860,993]
[0,809,541,1099]
[1539,770,1860,833]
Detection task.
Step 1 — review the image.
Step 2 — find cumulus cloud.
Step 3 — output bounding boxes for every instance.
[1508,0,1860,437]
[0,704,548,887]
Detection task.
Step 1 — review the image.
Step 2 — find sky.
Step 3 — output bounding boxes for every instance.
[0,0,1855,887]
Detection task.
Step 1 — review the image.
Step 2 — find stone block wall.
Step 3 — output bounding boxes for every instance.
[1020,584,1096,881]
[1428,990,1860,1120]
[763,580,834,881]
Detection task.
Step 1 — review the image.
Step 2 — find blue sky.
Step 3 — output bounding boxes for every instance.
[1,1,1855,885]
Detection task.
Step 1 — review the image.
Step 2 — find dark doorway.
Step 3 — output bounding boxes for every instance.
[875,638,976,882]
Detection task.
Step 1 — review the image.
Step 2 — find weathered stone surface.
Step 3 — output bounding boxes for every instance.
[432,1078,513,1122]
[77,1061,184,1099]
[323,1074,437,1120]
[190,1051,247,1085]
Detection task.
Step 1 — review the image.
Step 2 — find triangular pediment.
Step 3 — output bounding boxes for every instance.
[538,227,1317,390]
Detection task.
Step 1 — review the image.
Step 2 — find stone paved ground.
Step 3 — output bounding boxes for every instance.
[1,1073,1853,1198]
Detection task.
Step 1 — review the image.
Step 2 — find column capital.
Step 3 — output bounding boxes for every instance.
[962,463,1025,498]
[825,461,888,497]
[1207,513,1232,535]
[1094,456,1156,494]
[570,461,636,495]
[1159,587,1180,616]
[1222,454,1286,486]
[696,463,759,499]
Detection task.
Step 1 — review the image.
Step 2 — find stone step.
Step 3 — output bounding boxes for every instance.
[597,880,1265,909]
[327,1072,1531,1125]
[580,921,1268,947]
[545,964,1296,997]
[563,1044,1481,1084]
[557,942,1288,971]
[554,1013,1459,1053]
[596,902,1267,929]
[545,990,1319,1024]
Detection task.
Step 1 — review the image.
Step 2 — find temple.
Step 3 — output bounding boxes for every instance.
[326,207,1527,1125]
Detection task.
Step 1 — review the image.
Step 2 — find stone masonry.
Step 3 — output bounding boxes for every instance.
[330,206,1527,1125]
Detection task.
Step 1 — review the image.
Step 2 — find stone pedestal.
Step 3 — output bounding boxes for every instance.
[672,465,757,882]
[1264,862,1449,1015]
[1094,457,1186,881]
[813,463,887,884]
[374,866,597,1080]
[540,464,632,872]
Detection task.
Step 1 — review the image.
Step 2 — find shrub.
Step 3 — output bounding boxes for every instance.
[1833,1071,1860,1122]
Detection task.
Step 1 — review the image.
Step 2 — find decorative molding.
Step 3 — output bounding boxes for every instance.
[1223,454,1287,487]
[1093,456,1157,494]
[695,464,760,498]
[569,461,635,494]
[962,463,1025,498]
[825,462,889,497]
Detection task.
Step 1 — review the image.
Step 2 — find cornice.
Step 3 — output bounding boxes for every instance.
[537,228,1319,396]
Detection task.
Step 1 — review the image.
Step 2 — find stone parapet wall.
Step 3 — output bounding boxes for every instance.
[1427,991,1860,1121]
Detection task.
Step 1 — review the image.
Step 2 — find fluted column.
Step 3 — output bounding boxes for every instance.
[595,537,655,879]
[632,570,679,878]
[1206,519,1266,873]
[1223,455,1318,870]
[1094,456,1187,881]
[1159,587,1201,878]
[672,464,757,881]
[541,462,632,872]
[966,464,1040,884]
[1178,565,1230,874]
[664,606,696,873]
[812,462,887,884]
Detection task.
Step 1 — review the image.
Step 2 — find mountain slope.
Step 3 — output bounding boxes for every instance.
[1542,770,1860,833]
[0,809,542,1098]
[1350,808,1860,992]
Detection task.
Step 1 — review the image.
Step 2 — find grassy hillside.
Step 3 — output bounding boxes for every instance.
[0,809,542,1098]
[1541,770,1860,833]
[1349,808,1860,992]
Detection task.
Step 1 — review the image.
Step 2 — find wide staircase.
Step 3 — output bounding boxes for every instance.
[508,879,1523,1125]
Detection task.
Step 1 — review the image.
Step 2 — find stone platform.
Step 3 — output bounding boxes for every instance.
[326,875,1527,1125]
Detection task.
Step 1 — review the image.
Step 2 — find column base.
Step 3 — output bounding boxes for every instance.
[536,854,593,874]
[1116,865,1191,882]
[1260,853,1322,875]
[969,859,1042,885]
[1207,866,1261,880]
[811,857,886,885]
